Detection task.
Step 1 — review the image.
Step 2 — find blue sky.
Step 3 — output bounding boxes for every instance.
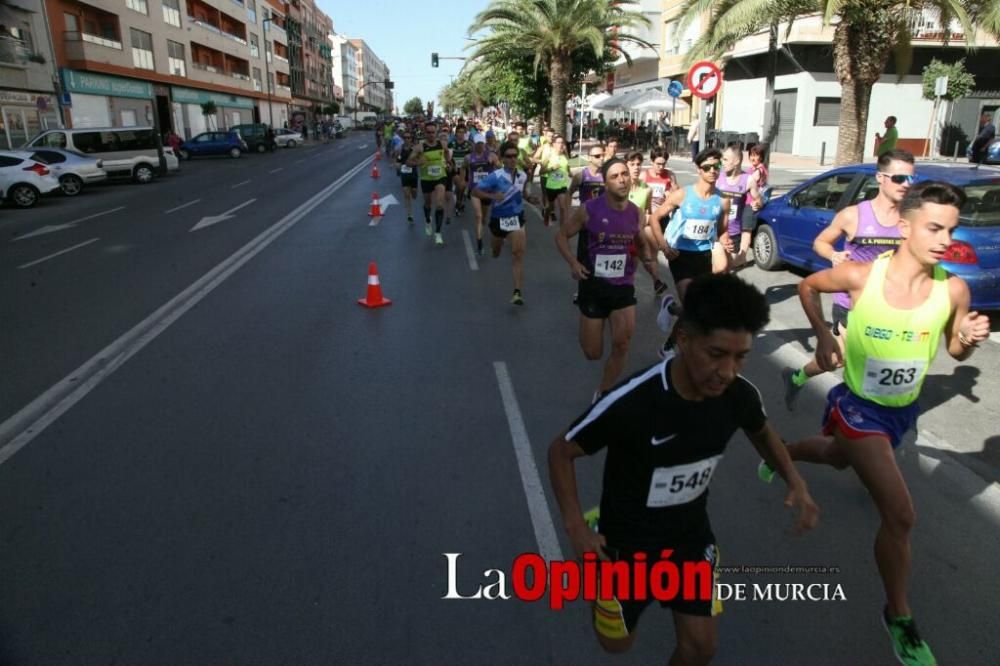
[319,0,492,112]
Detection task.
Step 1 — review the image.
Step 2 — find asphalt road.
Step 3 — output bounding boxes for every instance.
[1,138,997,664]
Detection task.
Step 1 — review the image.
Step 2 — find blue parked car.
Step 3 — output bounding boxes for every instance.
[751,162,1000,310]
[177,131,248,160]
[985,138,1000,165]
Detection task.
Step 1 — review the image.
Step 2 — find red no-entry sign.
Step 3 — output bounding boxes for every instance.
[686,61,723,100]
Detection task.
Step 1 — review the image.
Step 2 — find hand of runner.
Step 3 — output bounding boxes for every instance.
[830,250,851,266]
[661,243,679,260]
[722,235,735,253]
[960,310,991,344]
[784,483,820,534]
[570,259,591,281]
[567,522,609,561]
[526,194,542,206]
[815,329,844,372]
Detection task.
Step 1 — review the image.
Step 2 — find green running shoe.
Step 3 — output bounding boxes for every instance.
[510,289,524,306]
[757,460,776,484]
[882,607,936,665]
[424,222,432,236]
[583,507,600,532]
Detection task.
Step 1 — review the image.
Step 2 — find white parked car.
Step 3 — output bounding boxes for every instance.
[24,127,179,184]
[274,128,303,148]
[0,151,61,208]
[27,147,108,196]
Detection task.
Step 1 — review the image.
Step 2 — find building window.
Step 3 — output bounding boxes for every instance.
[162,0,181,27]
[126,0,149,15]
[814,97,841,126]
[249,33,259,58]
[167,39,185,76]
[253,66,262,91]
[130,28,154,69]
[247,0,257,25]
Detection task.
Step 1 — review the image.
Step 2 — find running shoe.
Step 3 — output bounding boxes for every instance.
[782,367,803,411]
[511,289,524,306]
[653,279,668,296]
[424,222,432,236]
[407,215,414,226]
[583,506,600,532]
[757,460,776,484]
[435,233,444,246]
[882,607,937,665]
[656,294,677,335]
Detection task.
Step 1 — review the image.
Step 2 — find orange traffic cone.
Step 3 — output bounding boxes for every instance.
[369,192,382,217]
[375,149,381,161]
[357,262,392,308]
[371,163,379,179]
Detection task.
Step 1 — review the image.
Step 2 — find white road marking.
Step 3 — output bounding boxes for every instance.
[13,206,126,241]
[493,362,564,563]
[268,167,284,174]
[0,155,375,468]
[295,159,304,164]
[989,331,1000,345]
[190,199,257,231]
[461,229,479,271]
[17,238,100,269]
[164,199,202,214]
[232,179,251,189]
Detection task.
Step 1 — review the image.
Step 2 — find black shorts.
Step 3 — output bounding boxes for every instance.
[545,187,568,203]
[594,542,721,637]
[445,171,454,192]
[420,178,447,194]
[669,250,712,284]
[577,279,636,319]
[831,303,849,336]
[489,211,525,239]
[400,171,418,188]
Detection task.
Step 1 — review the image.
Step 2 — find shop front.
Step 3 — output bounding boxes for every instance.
[170,86,254,139]
[0,89,60,149]
[61,68,155,129]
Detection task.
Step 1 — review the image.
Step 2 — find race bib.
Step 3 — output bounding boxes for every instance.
[684,218,715,241]
[473,171,488,183]
[400,165,413,174]
[455,157,465,167]
[548,171,568,185]
[593,253,626,279]
[647,456,722,507]
[728,202,740,220]
[498,215,521,232]
[862,358,926,397]
[651,183,666,199]
[426,165,443,177]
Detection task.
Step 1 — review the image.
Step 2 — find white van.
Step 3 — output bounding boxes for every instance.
[24,127,179,184]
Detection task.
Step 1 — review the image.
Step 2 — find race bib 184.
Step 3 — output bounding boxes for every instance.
[647,456,722,507]
[684,218,715,241]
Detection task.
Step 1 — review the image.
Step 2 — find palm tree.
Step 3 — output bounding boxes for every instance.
[676,0,992,165]
[467,0,652,138]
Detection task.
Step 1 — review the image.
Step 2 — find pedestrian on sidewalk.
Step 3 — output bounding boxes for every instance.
[875,116,898,156]
[969,112,995,165]
[688,114,700,162]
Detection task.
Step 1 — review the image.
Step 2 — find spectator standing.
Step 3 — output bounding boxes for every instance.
[969,112,996,164]
[688,113,700,161]
[875,115,899,156]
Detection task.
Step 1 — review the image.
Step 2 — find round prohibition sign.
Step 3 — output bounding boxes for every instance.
[686,61,722,100]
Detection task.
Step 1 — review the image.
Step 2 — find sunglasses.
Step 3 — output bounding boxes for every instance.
[699,163,722,172]
[589,153,604,158]
[503,153,518,158]
[880,173,915,185]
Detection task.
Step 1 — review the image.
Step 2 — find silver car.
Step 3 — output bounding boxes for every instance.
[27,147,108,196]
[274,128,303,148]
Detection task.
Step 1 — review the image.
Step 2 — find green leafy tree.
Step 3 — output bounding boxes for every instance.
[920,58,975,101]
[468,0,651,138]
[676,0,997,165]
[403,96,424,115]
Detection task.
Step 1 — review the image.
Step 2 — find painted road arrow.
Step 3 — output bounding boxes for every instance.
[378,194,398,212]
[12,206,126,241]
[189,199,257,232]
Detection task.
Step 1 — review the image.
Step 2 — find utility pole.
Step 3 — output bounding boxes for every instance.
[262,17,276,127]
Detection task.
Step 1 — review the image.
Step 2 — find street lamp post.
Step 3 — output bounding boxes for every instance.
[262,17,275,128]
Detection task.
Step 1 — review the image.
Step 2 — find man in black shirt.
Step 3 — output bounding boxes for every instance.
[549,273,819,664]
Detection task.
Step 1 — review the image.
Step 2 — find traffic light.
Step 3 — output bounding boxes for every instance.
[431,52,439,68]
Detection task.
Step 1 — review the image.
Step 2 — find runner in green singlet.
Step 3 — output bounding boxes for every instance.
[408,121,449,246]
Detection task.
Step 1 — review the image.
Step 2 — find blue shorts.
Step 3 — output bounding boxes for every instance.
[821,383,919,449]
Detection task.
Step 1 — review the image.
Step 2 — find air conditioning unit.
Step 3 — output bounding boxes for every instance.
[173,68,183,76]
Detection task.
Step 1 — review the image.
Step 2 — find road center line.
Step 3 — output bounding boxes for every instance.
[461,230,479,271]
[232,180,251,189]
[493,361,564,563]
[17,238,100,269]
[164,199,201,214]
[0,155,374,468]
[67,206,126,225]
[268,167,284,174]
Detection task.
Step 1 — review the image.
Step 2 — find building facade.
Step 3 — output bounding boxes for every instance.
[0,0,64,149]
[42,0,295,137]
[349,38,390,114]
[330,34,356,114]
[284,0,332,130]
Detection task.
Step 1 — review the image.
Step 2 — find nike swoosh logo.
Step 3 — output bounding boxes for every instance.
[651,433,678,446]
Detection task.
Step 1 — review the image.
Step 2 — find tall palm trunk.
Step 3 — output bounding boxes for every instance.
[761,20,778,168]
[831,11,899,165]
[549,53,570,139]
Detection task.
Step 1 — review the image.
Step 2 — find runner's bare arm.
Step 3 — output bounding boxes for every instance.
[407,145,424,167]
[944,276,990,361]
[813,206,858,265]
[799,262,871,370]
[748,173,764,210]
[555,205,590,279]
[649,187,685,248]
[718,199,734,252]
[746,423,819,534]
[548,433,608,559]
[668,169,680,192]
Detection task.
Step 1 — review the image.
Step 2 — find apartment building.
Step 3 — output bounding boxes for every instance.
[349,38,390,114]
[657,2,1000,157]
[43,0,294,137]
[330,34,356,113]
[0,0,62,149]
[284,0,332,129]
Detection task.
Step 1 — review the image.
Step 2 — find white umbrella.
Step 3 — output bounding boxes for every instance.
[634,93,690,112]
[592,89,648,111]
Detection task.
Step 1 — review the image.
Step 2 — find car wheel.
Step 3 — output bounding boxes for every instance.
[752,224,782,271]
[229,147,242,159]
[9,184,39,208]
[286,139,296,148]
[133,164,155,184]
[178,149,190,160]
[60,174,84,196]
[256,143,267,153]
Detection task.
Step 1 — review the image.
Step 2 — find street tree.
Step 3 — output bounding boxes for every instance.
[467,0,652,138]
[403,97,424,115]
[676,0,997,165]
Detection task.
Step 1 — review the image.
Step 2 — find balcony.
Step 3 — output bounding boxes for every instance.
[264,20,287,45]
[276,84,292,97]
[63,30,134,68]
[188,16,247,45]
